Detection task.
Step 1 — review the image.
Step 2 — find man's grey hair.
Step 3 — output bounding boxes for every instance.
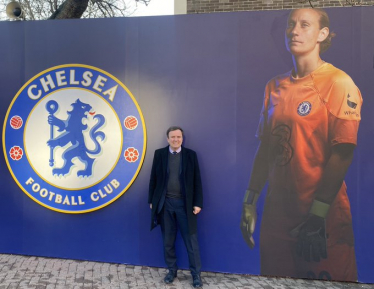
[166,126,184,138]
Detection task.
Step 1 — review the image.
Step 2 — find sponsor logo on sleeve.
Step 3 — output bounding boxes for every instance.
[344,93,360,118]
[347,93,357,109]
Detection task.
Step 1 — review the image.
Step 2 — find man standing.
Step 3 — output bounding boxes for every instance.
[149,126,203,288]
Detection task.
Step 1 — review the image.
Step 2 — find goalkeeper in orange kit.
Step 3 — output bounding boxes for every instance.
[240,8,362,281]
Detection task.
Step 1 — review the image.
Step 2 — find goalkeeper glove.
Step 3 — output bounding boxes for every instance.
[240,189,259,249]
[290,199,330,262]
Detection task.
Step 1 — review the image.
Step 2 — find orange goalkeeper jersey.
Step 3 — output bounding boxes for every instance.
[257,62,362,244]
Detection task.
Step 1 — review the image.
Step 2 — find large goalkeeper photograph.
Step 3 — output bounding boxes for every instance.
[240,8,362,281]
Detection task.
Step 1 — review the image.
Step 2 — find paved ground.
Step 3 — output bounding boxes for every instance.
[0,254,372,289]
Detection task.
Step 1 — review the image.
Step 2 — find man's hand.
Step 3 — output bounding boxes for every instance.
[290,214,327,262]
[193,206,201,215]
[149,204,152,209]
[240,203,257,249]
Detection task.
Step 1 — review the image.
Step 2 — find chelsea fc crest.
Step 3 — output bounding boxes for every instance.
[297,101,312,116]
[2,64,146,213]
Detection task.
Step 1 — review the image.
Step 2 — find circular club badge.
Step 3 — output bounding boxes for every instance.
[297,101,312,116]
[3,64,146,213]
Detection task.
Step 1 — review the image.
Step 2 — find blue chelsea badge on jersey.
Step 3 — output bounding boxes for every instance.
[297,101,312,116]
[3,64,146,213]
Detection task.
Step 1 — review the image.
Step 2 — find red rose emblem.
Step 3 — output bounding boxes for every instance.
[124,147,139,163]
[9,146,23,161]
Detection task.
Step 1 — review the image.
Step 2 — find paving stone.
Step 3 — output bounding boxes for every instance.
[0,254,372,289]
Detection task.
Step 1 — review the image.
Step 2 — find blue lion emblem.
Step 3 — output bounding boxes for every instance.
[46,99,106,177]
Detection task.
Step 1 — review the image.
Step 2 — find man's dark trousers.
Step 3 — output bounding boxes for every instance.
[160,197,201,276]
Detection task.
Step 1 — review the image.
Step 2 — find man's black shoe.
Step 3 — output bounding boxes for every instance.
[192,274,203,288]
[164,271,177,284]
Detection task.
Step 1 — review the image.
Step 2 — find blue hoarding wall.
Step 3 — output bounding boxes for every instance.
[0,7,373,283]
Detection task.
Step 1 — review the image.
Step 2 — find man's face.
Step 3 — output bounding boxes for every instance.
[167,129,183,151]
[285,9,327,57]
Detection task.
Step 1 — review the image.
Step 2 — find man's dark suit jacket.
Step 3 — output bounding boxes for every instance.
[148,146,203,235]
